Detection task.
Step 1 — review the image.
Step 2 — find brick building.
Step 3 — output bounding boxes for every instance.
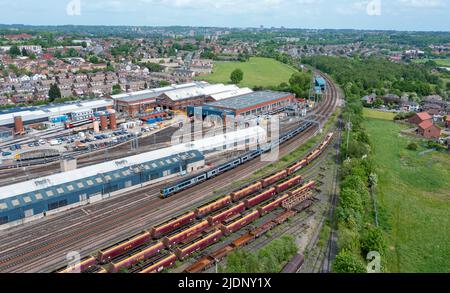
[417,120,441,139]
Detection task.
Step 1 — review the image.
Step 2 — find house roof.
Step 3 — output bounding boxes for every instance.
[418,120,436,130]
[416,112,432,121]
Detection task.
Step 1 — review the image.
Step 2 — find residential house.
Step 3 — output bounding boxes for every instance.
[417,120,441,139]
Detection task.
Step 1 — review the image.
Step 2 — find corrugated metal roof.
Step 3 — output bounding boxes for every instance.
[210,88,253,101]
[206,91,292,111]
[112,82,207,102]
[0,99,113,126]
[0,126,267,205]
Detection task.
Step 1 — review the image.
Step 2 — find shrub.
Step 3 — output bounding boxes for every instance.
[360,225,387,257]
[332,249,366,273]
[407,142,418,151]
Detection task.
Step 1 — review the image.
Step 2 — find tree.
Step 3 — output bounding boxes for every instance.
[159,80,170,87]
[89,56,99,64]
[332,250,366,273]
[112,84,122,95]
[48,84,62,102]
[230,69,244,84]
[360,225,386,257]
[9,45,21,57]
[144,62,163,72]
[21,48,28,56]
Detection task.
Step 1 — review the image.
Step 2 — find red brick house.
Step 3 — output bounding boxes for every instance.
[417,120,441,139]
[409,112,432,125]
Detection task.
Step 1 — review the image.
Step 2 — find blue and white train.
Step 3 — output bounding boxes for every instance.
[160,121,314,198]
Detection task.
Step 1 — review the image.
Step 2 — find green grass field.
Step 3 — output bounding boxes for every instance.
[196,57,298,88]
[413,58,450,67]
[365,119,450,272]
[363,108,396,121]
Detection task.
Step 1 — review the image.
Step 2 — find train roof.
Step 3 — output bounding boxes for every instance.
[0,126,267,212]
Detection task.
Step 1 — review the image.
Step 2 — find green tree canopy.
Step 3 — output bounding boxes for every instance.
[230,68,244,84]
[48,84,62,102]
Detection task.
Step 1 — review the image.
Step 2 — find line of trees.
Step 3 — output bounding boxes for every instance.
[302,56,445,99]
[332,89,387,273]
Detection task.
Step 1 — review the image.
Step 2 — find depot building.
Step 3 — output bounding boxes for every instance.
[187,91,295,120]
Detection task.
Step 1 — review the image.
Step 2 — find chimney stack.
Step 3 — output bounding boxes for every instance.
[14,116,24,135]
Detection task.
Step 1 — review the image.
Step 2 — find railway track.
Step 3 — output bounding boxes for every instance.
[0,72,339,273]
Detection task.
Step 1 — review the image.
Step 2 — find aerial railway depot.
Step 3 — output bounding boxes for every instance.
[0,71,340,274]
[54,131,334,274]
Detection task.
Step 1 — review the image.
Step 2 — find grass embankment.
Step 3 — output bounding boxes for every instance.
[196,57,298,88]
[364,118,450,273]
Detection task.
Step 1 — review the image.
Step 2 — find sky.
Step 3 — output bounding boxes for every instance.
[0,0,449,31]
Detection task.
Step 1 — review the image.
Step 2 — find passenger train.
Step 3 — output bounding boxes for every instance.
[160,121,314,198]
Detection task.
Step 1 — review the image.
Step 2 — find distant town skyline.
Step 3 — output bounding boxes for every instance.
[0,0,449,32]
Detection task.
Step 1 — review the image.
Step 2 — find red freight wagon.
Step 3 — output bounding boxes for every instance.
[139,254,177,274]
[258,194,290,215]
[289,181,316,196]
[57,256,97,273]
[175,230,223,260]
[97,231,151,263]
[220,211,260,236]
[231,182,262,202]
[108,242,165,273]
[151,212,196,239]
[306,149,321,162]
[287,159,308,175]
[163,220,210,248]
[276,175,302,193]
[260,170,287,187]
[207,202,246,226]
[195,196,232,218]
[244,188,277,208]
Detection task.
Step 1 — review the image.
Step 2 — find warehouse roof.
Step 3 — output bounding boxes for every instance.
[112,82,203,103]
[210,88,253,101]
[0,99,113,126]
[0,150,204,213]
[0,126,267,210]
[162,83,239,102]
[206,91,292,111]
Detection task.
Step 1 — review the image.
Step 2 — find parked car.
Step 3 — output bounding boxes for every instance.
[2,152,12,157]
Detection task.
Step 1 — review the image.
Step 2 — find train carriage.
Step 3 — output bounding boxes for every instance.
[230,182,263,202]
[287,159,308,175]
[261,170,288,187]
[138,253,177,274]
[289,181,316,197]
[175,230,223,260]
[207,202,246,226]
[258,193,290,215]
[207,158,241,178]
[97,231,151,263]
[151,212,196,239]
[162,220,210,248]
[220,210,260,236]
[244,187,277,209]
[275,175,302,193]
[57,256,97,273]
[195,196,232,219]
[108,242,165,273]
